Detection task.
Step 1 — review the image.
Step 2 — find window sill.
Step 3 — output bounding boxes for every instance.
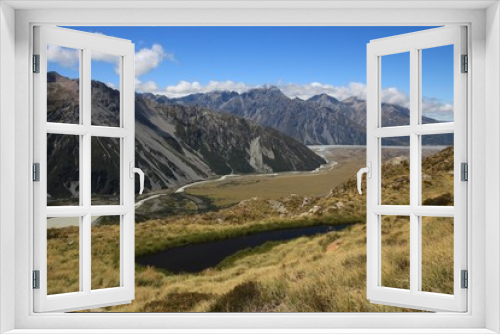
[4,329,497,334]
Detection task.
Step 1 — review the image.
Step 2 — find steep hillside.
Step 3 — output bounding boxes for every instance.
[50,145,455,311]
[136,97,326,177]
[169,87,367,145]
[46,72,325,201]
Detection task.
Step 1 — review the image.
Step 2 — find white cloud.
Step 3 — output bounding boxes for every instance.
[278,82,367,101]
[422,97,454,121]
[141,80,368,101]
[136,79,453,121]
[135,44,174,77]
[48,42,174,78]
[137,80,255,98]
[381,87,409,108]
[46,41,453,122]
[47,45,79,68]
[135,78,160,93]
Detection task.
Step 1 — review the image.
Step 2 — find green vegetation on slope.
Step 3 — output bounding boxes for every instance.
[47,146,454,312]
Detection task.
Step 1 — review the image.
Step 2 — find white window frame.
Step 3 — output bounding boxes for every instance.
[1,1,499,333]
[366,26,467,312]
[33,26,136,313]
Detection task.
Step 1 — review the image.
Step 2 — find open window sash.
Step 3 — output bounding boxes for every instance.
[33,26,136,312]
[365,26,467,312]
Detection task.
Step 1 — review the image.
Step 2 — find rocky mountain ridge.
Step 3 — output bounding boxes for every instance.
[161,87,453,146]
[46,72,325,200]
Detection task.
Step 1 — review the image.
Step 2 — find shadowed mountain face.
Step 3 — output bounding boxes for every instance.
[46,72,326,200]
[167,88,453,146]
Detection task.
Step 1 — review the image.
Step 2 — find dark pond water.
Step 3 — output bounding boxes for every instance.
[135,224,349,274]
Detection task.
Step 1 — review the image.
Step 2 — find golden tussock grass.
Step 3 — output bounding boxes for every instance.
[46,146,454,312]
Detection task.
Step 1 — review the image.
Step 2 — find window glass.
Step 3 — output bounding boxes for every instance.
[421,134,454,206]
[47,217,80,295]
[381,137,410,205]
[47,134,80,206]
[421,45,454,124]
[47,45,80,124]
[421,216,454,294]
[381,215,410,290]
[92,216,121,290]
[381,52,410,127]
[91,51,121,127]
[91,137,121,205]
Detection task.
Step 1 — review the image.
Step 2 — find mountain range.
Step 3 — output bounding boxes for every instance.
[46,72,325,199]
[159,87,452,146]
[47,71,453,200]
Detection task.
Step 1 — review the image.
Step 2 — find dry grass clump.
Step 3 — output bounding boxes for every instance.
[47,224,121,295]
[421,216,454,294]
[381,216,410,289]
[47,226,79,295]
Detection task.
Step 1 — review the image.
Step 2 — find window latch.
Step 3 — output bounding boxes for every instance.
[129,162,145,194]
[357,162,371,195]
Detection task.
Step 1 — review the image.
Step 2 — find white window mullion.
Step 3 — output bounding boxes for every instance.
[409,47,420,295]
[373,123,455,138]
[372,205,455,217]
[372,126,411,138]
[119,56,125,285]
[413,123,454,135]
[78,48,84,293]
[46,123,87,136]
[90,126,130,138]
[366,45,380,299]
[82,47,92,295]
[45,123,130,138]
[121,51,135,294]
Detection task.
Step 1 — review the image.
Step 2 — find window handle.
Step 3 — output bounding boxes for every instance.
[129,162,145,194]
[357,162,371,195]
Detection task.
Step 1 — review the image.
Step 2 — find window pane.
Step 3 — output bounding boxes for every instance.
[91,137,121,205]
[421,134,454,206]
[92,215,121,290]
[47,45,80,124]
[421,216,454,294]
[381,137,410,205]
[91,51,120,127]
[47,217,80,295]
[421,45,454,124]
[381,215,410,290]
[380,52,410,127]
[47,134,80,206]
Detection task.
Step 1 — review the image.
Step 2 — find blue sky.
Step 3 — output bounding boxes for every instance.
[48,26,454,121]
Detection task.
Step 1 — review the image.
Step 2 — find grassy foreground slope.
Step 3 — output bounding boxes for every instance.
[47,146,454,312]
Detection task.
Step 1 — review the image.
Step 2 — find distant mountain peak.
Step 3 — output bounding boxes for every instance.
[308,93,339,103]
[245,86,288,100]
[48,71,73,83]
